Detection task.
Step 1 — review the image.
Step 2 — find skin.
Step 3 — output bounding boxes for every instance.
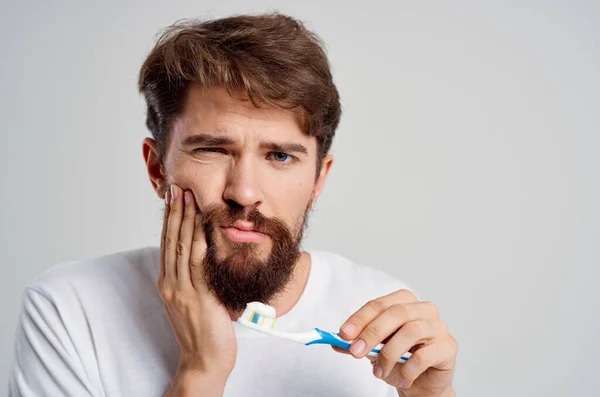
[144,85,331,321]
[142,85,457,396]
[335,292,457,396]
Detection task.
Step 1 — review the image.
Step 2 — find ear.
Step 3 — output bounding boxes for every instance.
[142,137,168,199]
[310,154,334,209]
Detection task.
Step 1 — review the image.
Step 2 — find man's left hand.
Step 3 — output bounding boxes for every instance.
[333,289,457,397]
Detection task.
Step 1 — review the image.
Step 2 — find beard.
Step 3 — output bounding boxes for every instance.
[197,201,311,313]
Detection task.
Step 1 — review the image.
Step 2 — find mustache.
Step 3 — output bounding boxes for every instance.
[198,204,291,238]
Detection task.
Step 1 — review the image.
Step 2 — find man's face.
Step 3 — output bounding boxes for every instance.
[157,84,331,310]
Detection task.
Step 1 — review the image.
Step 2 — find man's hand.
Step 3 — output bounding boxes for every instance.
[160,184,236,396]
[333,289,457,397]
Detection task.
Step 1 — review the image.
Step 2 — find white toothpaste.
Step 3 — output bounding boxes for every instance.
[247,301,276,318]
[245,301,277,328]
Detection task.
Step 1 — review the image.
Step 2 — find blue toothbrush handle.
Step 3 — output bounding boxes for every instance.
[309,328,411,363]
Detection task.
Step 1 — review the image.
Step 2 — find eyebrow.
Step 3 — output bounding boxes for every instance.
[181,133,308,155]
[181,134,235,147]
[260,141,308,155]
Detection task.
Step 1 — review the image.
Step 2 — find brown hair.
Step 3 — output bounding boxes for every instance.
[138,13,341,172]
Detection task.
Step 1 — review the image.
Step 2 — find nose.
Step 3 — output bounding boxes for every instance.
[222,155,264,209]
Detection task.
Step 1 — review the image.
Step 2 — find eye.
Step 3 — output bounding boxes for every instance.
[192,148,227,154]
[268,152,295,164]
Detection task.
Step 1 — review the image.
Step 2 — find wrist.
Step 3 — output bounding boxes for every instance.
[176,358,233,382]
[396,386,455,397]
[440,387,455,397]
[166,367,229,397]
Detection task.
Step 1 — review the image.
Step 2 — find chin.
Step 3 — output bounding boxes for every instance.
[214,237,273,263]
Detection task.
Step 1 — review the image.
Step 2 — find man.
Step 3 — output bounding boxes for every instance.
[9,13,457,397]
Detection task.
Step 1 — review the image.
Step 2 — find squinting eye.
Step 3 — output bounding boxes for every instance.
[192,148,226,154]
[269,152,293,164]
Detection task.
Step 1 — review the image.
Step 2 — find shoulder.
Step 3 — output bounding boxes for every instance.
[11,247,161,396]
[25,246,160,303]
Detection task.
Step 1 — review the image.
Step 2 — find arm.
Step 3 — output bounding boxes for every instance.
[8,288,95,397]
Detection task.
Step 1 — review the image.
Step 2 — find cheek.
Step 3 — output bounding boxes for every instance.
[167,161,227,210]
[266,177,315,223]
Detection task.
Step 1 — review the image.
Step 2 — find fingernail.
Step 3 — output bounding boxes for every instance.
[184,191,191,206]
[350,339,365,356]
[170,185,178,204]
[397,379,407,389]
[373,363,383,379]
[341,323,356,336]
[164,189,170,206]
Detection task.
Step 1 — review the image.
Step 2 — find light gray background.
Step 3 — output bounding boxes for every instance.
[1,1,598,396]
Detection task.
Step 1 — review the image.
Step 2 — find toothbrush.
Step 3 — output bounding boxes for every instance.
[237,302,412,363]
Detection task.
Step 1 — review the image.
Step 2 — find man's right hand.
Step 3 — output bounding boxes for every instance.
[160,183,237,397]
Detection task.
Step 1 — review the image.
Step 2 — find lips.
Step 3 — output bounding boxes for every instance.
[221,221,269,243]
[229,220,267,234]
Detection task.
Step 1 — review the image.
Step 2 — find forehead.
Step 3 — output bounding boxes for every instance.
[176,84,311,145]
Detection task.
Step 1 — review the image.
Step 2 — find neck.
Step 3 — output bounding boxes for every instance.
[228,251,312,321]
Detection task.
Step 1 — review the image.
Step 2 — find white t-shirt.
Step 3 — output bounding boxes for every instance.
[9,247,411,397]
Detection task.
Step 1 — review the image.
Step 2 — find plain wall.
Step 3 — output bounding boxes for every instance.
[1,1,598,396]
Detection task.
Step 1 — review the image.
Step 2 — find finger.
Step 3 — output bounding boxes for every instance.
[331,345,352,356]
[165,184,184,283]
[189,207,208,290]
[176,190,196,287]
[339,289,418,340]
[394,336,457,389]
[331,346,379,363]
[159,187,171,285]
[376,319,447,379]
[350,302,440,359]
